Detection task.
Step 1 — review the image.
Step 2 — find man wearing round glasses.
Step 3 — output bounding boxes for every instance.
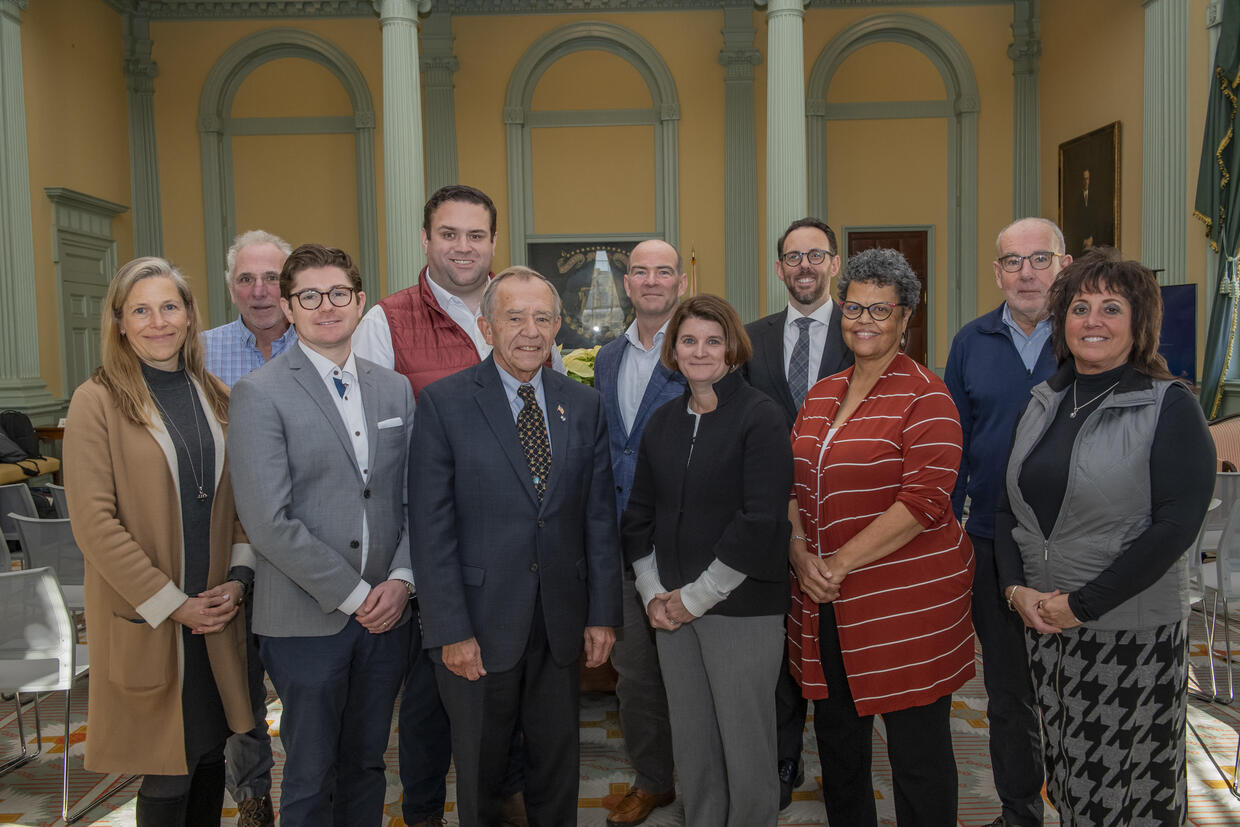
[742,216,853,810]
[943,217,1072,827]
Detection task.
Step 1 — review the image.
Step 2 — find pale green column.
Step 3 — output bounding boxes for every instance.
[1009,0,1040,218]
[375,0,431,294]
[758,0,808,316]
[719,2,761,320]
[0,0,56,415]
[124,14,163,257]
[421,10,459,195]
[1142,0,1188,284]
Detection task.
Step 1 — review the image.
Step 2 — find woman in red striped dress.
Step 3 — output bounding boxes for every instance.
[787,247,975,825]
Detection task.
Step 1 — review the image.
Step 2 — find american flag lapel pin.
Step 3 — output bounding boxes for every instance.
[557,404,566,422]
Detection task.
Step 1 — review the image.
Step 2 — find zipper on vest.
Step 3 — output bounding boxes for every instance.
[1044,539,1049,561]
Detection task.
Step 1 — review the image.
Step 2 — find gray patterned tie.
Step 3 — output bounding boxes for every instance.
[788,317,813,409]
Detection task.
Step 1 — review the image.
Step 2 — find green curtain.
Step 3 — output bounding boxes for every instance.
[1197,0,1240,418]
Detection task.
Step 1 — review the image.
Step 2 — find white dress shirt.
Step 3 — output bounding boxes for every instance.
[617,319,669,435]
[782,301,835,384]
[298,342,413,614]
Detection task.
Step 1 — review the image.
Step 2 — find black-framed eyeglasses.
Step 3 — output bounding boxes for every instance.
[996,251,1059,273]
[781,248,835,267]
[291,286,357,310]
[840,301,903,321]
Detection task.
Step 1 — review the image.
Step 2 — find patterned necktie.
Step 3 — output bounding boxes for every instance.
[788,316,814,409]
[517,384,551,501]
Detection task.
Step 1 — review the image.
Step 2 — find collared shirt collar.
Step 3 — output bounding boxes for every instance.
[298,340,358,385]
[1000,302,1052,342]
[425,272,476,316]
[623,318,669,353]
[785,300,834,328]
[495,361,544,398]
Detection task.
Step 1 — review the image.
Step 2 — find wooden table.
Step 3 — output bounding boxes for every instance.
[34,425,64,483]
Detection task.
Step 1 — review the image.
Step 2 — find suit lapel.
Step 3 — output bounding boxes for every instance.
[542,372,569,510]
[631,362,677,441]
[287,346,358,478]
[358,361,380,482]
[475,359,541,507]
[759,314,798,418]
[597,341,626,438]
[816,303,852,380]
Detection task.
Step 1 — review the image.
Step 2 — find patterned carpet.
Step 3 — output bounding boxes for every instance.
[4,615,1240,826]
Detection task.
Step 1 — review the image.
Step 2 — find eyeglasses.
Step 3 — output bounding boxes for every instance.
[840,301,903,321]
[291,286,357,310]
[781,249,835,267]
[996,251,1060,273]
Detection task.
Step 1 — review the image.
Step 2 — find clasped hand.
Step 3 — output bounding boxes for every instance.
[1010,587,1081,634]
[790,546,845,603]
[646,589,694,631]
[171,581,242,634]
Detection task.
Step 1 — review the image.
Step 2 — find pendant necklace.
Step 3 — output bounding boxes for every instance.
[1069,380,1120,419]
[152,373,210,502]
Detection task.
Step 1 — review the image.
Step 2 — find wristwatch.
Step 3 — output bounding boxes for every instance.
[396,579,415,599]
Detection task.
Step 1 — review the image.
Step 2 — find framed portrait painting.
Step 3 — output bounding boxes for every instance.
[1058,122,1121,257]
[526,241,638,349]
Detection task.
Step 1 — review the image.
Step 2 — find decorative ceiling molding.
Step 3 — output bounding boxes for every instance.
[102,0,1010,19]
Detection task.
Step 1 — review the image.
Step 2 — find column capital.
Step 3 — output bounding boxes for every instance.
[754,0,808,9]
[0,0,27,23]
[1206,0,1223,28]
[123,16,159,95]
[373,0,431,20]
[1008,0,1041,75]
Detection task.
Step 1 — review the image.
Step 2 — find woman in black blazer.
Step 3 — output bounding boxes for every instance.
[622,294,793,827]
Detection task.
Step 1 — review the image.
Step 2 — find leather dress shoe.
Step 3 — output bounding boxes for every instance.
[409,819,447,827]
[605,787,676,826]
[501,790,528,827]
[778,759,804,810]
[235,795,275,827]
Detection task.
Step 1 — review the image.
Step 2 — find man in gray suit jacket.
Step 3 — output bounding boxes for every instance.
[741,217,853,809]
[230,244,416,827]
[410,266,623,827]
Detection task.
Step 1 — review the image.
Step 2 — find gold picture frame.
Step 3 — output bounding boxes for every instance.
[1058,121,1122,257]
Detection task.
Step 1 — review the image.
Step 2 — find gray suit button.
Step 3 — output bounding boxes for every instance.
[529,562,539,572]
[363,489,371,498]
[624,448,633,455]
[350,540,360,549]
[537,519,545,528]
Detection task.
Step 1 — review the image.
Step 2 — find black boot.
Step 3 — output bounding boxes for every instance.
[136,791,188,827]
[184,758,226,827]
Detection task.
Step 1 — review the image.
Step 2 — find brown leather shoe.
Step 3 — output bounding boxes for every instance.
[605,788,676,826]
[235,795,274,827]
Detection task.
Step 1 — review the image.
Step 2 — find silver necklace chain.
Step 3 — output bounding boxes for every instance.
[1070,379,1120,419]
[151,372,210,502]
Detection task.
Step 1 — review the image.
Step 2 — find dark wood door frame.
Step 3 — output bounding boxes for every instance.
[842,226,937,370]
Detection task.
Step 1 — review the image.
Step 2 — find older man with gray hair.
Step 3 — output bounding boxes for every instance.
[203,230,298,389]
[944,216,1072,827]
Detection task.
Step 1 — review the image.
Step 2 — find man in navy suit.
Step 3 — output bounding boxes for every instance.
[593,239,687,825]
[742,216,853,809]
[410,267,623,826]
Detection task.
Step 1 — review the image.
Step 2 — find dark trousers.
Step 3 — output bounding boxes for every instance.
[436,599,579,827]
[969,533,1045,826]
[398,604,453,823]
[224,598,274,801]
[813,606,957,827]
[259,619,410,827]
[775,649,808,767]
[399,603,527,822]
[610,572,675,793]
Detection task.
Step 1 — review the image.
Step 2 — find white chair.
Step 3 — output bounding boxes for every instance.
[0,567,134,823]
[47,483,68,520]
[0,483,37,566]
[9,515,85,613]
[1197,472,1240,704]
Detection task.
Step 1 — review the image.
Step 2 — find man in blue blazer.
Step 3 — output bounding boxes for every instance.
[592,239,686,825]
[229,244,415,826]
[410,267,623,826]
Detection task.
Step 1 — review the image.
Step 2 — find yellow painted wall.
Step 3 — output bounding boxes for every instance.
[21,0,132,398]
[148,17,384,307]
[452,11,729,295]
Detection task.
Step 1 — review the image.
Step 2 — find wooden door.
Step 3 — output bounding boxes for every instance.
[846,230,929,365]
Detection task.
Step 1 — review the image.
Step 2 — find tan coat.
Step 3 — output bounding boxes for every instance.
[63,377,254,775]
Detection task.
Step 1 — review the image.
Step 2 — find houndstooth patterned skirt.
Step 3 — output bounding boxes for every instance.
[1025,620,1188,827]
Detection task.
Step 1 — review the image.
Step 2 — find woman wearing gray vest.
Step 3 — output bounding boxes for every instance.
[995,249,1214,826]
